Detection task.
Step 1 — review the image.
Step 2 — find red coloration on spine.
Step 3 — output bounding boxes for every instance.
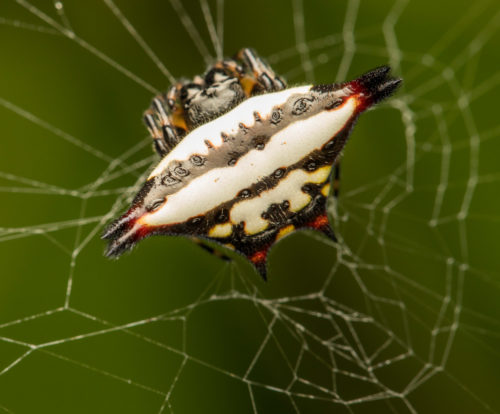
[307,214,329,230]
[347,66,402,113]
[133,223,151,241]
[345,81,370,112]
[250,249,267,264]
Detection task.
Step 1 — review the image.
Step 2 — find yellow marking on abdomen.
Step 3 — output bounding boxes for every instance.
[321,183,331,197]
[243,220,269,236]
[289,166,331,212]
[230,166,333,234]
[209,223,233,238]
[277,225,295,240]
[310,166,331,183]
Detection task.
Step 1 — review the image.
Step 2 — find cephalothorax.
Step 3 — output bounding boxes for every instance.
[103,48,401,279]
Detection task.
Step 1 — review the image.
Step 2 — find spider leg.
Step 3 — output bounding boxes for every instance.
[143,48,287,156]
[143,110,169,157]
[144,82,192,157]
[166,83,191,136]
[237,48,287,93]
[332,159,341,199]
[192,237,232,262]
[213,48,287,97]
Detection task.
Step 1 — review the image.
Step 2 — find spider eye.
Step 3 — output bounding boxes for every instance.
[146,198,165,212]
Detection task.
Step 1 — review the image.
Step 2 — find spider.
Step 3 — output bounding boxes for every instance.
[103,48,401,279]
[142,48,286,157]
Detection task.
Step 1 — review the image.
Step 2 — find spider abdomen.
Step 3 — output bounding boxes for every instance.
[104,48,401,279]
[143,89,356,231]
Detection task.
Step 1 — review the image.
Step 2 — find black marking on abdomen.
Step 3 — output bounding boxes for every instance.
[140,98,357,246]
[190,155,205,166]
[159,139,341,240]
[185,119,355,232]
[173,164,190,177]
[162,173,181,186]
[261,200,292,226]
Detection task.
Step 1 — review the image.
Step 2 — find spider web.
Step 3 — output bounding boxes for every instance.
[0,0,499,412]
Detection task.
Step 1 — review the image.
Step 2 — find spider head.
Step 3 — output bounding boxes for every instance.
[181,69,246,128]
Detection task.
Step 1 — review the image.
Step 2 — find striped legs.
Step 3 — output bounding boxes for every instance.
[192,237,232,262]
[143,49,287,158]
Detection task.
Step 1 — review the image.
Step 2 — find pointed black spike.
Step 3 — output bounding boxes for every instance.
[246,247,270,281]
[320,224,337,243]
[357,65,391,89]
[303,211,337,242]
[102,211,144,257]
[253,261,268,281]
[373,77,402,104]
[351,66,402,107]
[101,218,125,240]
[105,239,127,258]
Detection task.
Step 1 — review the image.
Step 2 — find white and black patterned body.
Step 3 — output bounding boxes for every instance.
[103,49,401,278]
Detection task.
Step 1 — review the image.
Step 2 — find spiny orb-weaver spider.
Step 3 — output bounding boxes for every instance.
[103,48,402,279]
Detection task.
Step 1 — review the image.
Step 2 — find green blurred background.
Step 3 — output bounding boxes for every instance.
[0,0,499,413]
